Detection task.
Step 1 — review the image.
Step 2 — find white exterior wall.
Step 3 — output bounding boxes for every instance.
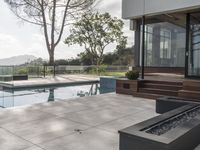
[122,0,200,19]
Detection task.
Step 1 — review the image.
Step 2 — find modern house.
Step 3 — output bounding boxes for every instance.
[119,0,200,99]
[122,0,200,78]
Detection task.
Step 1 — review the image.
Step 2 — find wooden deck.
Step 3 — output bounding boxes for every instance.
[117,73,200,100]
[144,73,184,82]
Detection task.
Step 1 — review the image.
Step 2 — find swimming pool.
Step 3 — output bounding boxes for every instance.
[0,82,114,108]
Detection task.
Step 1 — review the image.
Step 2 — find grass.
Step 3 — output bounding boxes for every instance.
[99,71,126,77]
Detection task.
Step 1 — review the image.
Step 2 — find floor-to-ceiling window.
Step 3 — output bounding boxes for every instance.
[141,22,186,67]
[160,29,171,59]
[187,12,200,77]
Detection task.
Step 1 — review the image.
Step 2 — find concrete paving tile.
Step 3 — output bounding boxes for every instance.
[2,117,90,144]
[61,107,128,126]
[95,94,156,109]
[74,94,155,112]
[20,100,90,116]
[72,97,109,109]
[23,146,44,150]
[0,128,32,150]
[39,128,118,150]
[97,115,143,133]
[128,110,159,122]
[0,108,54,125]
[105,104,146,115]
[0,93,158,150]
[38,101,90,115]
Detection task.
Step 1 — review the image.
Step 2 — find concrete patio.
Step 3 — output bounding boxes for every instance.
[0,75,99,88]
[0,93,158,150]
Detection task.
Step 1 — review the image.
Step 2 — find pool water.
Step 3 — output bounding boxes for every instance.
[0,83,113,108]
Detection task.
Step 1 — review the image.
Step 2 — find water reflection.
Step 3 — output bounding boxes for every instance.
[48,88,55,102]
[0,83,102,108]
[77,83,99,97]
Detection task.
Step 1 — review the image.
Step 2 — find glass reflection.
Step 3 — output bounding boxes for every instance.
[48,88,55,102]
[77,83,99,97]
[188,13,200,76]
[141,22,186,67]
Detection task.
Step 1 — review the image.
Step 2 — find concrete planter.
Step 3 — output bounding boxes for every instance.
[119,97,200,150]
[116,79,139,95]
[119,103,200,150]
[156,96,199,114]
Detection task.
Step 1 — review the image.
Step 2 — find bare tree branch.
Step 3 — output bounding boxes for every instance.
[5,0,96,64]
[41,0,50,53]
[55,0,71,46]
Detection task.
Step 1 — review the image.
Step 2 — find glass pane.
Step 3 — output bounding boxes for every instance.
[188,13,200,76]
[141,22,186,67]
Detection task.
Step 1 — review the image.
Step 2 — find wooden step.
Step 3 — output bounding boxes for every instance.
[183,80,200,91]
[116,88,134,95]
[179,90,200,100]
[133,92,165,99]
[139,88,178,96]
[183,86,200,91]
[142,83,182,91]
[143,80,183,86]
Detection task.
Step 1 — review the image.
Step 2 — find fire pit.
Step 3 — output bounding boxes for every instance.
[119,97,200,150]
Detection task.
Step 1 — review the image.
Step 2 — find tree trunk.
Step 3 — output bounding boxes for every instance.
[49,50,55,65]
[96,59,101,75]
[96,57,104,75]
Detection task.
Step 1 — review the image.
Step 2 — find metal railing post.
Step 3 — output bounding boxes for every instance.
[43,65,46,78]
[54,65,56,77]
[141,16,145,80]
[37,66,39,78]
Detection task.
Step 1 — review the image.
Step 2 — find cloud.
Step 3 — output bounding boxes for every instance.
[0,33,24,58]
[97,0,122,17]
[26,34,48,58]
[0,33,48,59]
[0,0,134,60]
[96,0,135,47]
[25,33,84,60]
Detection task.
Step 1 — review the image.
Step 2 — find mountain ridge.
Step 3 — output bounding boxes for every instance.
[0,55,37,66]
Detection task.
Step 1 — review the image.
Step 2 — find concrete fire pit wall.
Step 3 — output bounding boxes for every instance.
[119,97,200,150]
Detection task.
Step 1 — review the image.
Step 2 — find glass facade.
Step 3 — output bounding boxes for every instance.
[140,22,186,67]
[188,13,200,77]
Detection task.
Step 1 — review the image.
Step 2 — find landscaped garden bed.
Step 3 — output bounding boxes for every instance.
[116,70,140,95]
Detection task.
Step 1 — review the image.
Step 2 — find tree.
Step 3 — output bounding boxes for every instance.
[65,12,127,68]
[78,52,93,65]
[5,0,95,65]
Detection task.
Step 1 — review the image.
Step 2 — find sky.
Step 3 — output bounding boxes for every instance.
[0,0,134,60]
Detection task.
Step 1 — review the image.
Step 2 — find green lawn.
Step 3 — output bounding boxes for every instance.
[100,72,126,77]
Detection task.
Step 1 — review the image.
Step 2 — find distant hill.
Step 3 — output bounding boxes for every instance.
[0,55,37,66]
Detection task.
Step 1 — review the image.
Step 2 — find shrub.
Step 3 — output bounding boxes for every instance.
[125,70,139,80]
[98,65,107,75]
[84,65,108,75]
[16,68,28,75]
